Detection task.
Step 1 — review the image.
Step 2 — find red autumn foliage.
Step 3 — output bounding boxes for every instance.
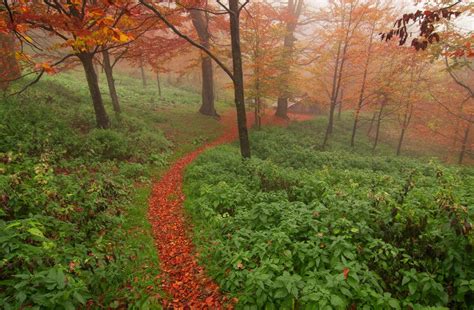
[148,111,311,308]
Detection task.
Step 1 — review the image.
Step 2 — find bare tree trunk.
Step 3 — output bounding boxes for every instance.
[254,63,262,130]
[373,102,385,153]
[94,61,100,83]
[351,22,375,148]
[140,58,147,88]
[396,127,407,156]
[229,0,250,158]
[337,88,344,120]
[276,0,304,119]
[190,9,217,116]
[323,101,337,148]
[325,40,342,142]
[254,97,262,130]
[156,72,162,97]
[79,52,110,129]
[367,111,377,136]
[459,122,471,164]
[102,50,121,114]
[276,96,289,119]
[397,100,414,156]
[199,56,217,116]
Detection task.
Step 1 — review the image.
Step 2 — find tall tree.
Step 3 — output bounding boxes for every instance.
[241,1,282,129]
[323,0,368,148]
[102,49,121,114]
[275,0,304,118]
[189,8,218,116]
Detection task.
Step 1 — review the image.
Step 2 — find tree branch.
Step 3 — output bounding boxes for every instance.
[139,0,234,81]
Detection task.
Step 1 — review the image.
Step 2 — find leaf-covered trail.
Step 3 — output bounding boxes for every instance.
[148,112,312,308]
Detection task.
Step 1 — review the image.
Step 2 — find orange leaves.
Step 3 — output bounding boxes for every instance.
[34,63,57,75]
[343,267,350,280]
[111,28,131,43]
[147,112,309,308]
[147,118,237,308]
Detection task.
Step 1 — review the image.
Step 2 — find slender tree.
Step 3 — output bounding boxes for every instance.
[275,0,304,119]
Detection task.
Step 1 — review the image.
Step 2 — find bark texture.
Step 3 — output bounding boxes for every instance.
[79,52,110,129]
[229,0,250,158]
[190,9,217,116]
[102,50,121,113]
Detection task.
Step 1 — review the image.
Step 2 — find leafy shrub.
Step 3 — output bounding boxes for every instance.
[0,78,172,308]
[184,123,474,309]
[86,129,132,160]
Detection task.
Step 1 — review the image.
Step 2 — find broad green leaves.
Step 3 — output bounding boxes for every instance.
[184,122,474,308]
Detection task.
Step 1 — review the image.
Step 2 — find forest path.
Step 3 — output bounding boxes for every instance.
[148,110,312,309]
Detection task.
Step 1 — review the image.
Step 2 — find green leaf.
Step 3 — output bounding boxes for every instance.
[27,227,44,238]
[340,287,352,298]
[274,289,288,299]
[401,276,410,286]
[73,291,86,304]
[330,295,344,307]
[388,299,400,309]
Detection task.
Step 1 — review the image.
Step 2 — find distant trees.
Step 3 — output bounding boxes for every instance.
[1,0,471,163]
[322,0,370,148]
[139,0,251,158]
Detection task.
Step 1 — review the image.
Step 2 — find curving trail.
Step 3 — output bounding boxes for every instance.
[148,111,312,309]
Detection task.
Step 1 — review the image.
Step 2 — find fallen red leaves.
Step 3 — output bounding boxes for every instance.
[148,111,312,308]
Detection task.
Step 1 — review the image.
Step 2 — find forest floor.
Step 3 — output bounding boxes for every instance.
[149,112,313,308]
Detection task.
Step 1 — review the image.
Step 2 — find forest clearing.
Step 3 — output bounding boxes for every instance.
[0,0,473,309]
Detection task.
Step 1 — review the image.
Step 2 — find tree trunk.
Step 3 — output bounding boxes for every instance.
[199,56,217,116]
[190,9,217,117]
[156,72,162,97]
[350,108,361,148]
[140,58,147,88]
[337,88,344,120]
[325,40,342,141]
[79,52,109,129]
[0,32,20,90]
[94,62,100,83]
[254,97,262,130]
[397,100,414,156]
[254,72,262,130]
[229,0,250,158]
[372,102,385,153]
[102,50,121,114]
[351,27,374,147]
[275,0,304,119]
[276,96,288,119]
[396,127,406,156]
[367,111,377,136]
[458,122,471,164]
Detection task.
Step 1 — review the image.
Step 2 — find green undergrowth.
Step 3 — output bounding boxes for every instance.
[184,119,474,309]
[0,69,226,309]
